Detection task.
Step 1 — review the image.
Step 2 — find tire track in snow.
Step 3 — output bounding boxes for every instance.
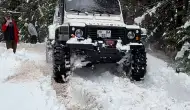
[3,46,51,83]
[6,60,51,82]
[51,64,127,110]
[52,78,103,110]
[52,54,190,110]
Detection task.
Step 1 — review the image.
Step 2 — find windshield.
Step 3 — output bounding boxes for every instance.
[65,0,121,15]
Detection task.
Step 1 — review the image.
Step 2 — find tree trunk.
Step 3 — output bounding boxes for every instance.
[184,0,189,15]
[176,0,184,27]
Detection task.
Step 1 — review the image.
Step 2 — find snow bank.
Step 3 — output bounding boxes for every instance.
[175,42,190,60]
[0,77,66,110]
[0,44,66,110]
[134,2,162,25]
[0,49,25,82]
[0,44,43,82]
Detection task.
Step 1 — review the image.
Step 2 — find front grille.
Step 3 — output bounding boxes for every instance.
[87,26,125,40]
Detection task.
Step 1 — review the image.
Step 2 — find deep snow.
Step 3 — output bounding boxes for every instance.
[0,43,66,110]
[54,55,190,110]
[1,43,190,110]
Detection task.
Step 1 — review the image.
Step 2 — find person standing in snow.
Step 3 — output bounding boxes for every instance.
[27,23,38,44]
[1,13,19,53]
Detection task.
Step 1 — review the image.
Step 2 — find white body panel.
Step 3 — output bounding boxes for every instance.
[48,0,141,40]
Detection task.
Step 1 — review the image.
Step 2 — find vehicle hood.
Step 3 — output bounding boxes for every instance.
[64,20,140,29]
[66,20,126,27]
[64,13,126,27]
[56,13,141,29]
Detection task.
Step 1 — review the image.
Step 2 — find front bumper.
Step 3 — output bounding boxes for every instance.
[66,38,143,63]
[66,38,143,50]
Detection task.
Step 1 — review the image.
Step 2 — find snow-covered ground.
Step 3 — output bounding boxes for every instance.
[0,43,66,110]
[1,43,190,110]
[54,56,190,110]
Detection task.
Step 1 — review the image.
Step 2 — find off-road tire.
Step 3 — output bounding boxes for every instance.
[131,46,147,81]
[53,42,70,83]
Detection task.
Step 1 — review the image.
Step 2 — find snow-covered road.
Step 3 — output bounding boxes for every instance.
[1,43,190,110]
[0,43,66,110]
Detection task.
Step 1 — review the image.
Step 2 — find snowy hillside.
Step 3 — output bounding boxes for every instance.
[0,43,190,110]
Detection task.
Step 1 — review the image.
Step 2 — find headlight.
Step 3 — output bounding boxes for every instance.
[127,31,135,39]
[75,29,83,38]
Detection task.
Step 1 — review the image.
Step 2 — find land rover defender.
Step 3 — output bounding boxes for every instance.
[46,0,147,83]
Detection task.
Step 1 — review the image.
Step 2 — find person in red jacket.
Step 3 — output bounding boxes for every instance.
[1,13,19,53]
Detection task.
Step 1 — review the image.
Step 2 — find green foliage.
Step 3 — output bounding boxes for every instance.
[0,0,56,43]
[122,0,190,73]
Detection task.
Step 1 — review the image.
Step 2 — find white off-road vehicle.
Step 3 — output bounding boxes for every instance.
[46,0,147,83]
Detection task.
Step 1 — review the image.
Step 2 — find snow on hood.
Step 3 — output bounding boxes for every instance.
[0,48,30,82]
[66,13,121,21]
[65,13,126,27]
[126,25,140,29]
[67,20,140,29]
[68,20,126,27]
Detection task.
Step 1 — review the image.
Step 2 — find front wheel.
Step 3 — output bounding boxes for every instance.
[53,42,71,83]
[130,46,147,81]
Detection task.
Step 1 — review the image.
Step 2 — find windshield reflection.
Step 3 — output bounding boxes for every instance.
[65,0,121,15]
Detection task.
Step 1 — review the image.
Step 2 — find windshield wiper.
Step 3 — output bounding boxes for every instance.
[105,10,115,16]
[80,8,89,15]
[104,11,112,16]
[92,9,104,16]
[69,8,88,15]
[69,9,81,15]
[92,9,114,16]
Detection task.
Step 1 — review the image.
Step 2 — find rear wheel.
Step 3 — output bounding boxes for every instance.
[53,42,71,83]
[131,46,147,81]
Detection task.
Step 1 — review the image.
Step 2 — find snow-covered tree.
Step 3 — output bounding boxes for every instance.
[121,0,190,73]
[0,0,56,42]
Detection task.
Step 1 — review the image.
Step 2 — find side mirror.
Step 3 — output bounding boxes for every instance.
[141,34,147,38]
[140,28,147,38]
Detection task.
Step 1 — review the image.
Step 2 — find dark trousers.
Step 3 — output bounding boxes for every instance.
[6,40,17,53]
[31,35,37,44]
